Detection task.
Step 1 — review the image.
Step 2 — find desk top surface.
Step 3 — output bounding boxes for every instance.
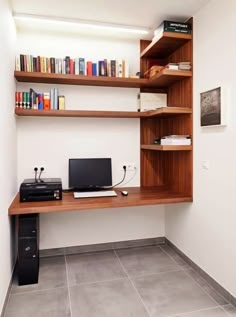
[8,187,192,215]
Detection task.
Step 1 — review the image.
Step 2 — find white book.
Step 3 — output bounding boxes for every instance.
[139,93,167,111]
[15,56,20,71]
[161,139,191,145]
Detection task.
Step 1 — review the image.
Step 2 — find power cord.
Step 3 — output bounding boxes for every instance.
[111,165,127,188]
[38,167,44,182]
[34,167,38,182]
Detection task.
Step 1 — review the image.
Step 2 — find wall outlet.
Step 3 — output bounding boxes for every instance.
[122,163,137,171]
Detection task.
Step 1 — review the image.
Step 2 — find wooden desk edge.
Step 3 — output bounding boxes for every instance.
[8,188,193,215]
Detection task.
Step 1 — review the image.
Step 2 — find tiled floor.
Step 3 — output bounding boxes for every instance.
[4,245,236,317]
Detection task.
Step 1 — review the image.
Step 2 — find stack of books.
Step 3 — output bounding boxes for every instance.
[154,135,191,146]
[165,62,191,71]
[178,62,191,70]
[152,20,192,42]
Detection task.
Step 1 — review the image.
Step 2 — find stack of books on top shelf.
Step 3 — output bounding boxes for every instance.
[15,55,130,78]
[152,20,192,42]
[154,135,191,146]
[15,88,65,110]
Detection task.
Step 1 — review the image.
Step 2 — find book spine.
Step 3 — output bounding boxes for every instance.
[87,61,92,76]
[50,88,54,110]
[54,88,58,110]
[19,92,23,108]
[98,61,105,76]
[32,57,37,72]
[38,93,44,110]
[70,58,74,75]
[79,58,85,75]
[65,56,70,74]
[43,92,50,110]
[92,63,97,76]
[23,91,27,109]
[74,58,79,75]
[15,92,19,108]
[50,58,55,73]
[58,95,65,110]
[15,56,21,71]
[26,92,30,108]
[20,54,25,71]
[110,60,116,77]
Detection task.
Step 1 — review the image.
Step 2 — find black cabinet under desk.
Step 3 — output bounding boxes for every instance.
[17,214,39,285]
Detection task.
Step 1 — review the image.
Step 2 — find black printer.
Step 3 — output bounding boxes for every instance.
[20,178,62,202]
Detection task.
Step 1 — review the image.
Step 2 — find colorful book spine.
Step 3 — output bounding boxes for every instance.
[38,94,44,110]
[43,92,50,110]
[92,63,97,76]
[87,61,92,76]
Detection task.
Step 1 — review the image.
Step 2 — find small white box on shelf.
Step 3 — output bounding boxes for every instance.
[138,93,167,112]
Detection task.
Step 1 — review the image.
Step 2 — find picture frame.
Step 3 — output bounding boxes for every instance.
[200,86,227,127]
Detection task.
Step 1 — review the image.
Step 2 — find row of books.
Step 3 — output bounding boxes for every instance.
[154,135,191,146]
[15,55,129,78]
[15,89,65,110]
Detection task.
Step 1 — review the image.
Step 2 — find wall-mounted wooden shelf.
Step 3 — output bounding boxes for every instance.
[141,144,192,151]
[14,71,148,88]
[140,32,192,59]
[15,107,192,118]
[148,69,192,87]
[15,108,142,118]
[14,70,192,89]
[144,107,192,117]
[8,187,193,215]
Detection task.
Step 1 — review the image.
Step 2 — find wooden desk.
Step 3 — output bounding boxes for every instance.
[9,186,192,215]
[9,187,192,285]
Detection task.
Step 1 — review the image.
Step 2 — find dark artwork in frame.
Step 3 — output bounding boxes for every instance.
[200,87,221,126]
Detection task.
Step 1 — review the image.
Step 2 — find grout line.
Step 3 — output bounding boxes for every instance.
[221,303,236,316]
[113,249,152,317]
[10,285,68,296]
[160,246,227,307]
[69,276,127,288]
[64,254,73,317]
[164,304,224,317]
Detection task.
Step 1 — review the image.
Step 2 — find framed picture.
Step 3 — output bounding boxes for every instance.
[200,87,225,127]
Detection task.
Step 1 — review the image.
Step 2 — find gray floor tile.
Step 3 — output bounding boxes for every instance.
[11,256,67,294]
[70,278,149,317]
[186,269,228,306]
[176,305,236,316]
[116,246,181,277]
[66,250,126,286]
[161,245,191,269]
[5,287,70,317]
[133,270,217,317]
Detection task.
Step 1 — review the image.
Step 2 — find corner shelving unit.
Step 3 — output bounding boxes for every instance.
[140,23,193,199]
[14,25,193,206]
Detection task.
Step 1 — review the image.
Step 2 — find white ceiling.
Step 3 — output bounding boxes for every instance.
[10,0,210,39]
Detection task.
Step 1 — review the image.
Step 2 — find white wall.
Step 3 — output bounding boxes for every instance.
[166,0,236,297]
[0,0,17,313]
[16,31,165,249]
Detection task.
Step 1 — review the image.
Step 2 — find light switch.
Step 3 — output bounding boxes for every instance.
[202,160,210,170]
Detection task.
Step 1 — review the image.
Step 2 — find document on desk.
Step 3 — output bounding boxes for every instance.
[74,190,117,199]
